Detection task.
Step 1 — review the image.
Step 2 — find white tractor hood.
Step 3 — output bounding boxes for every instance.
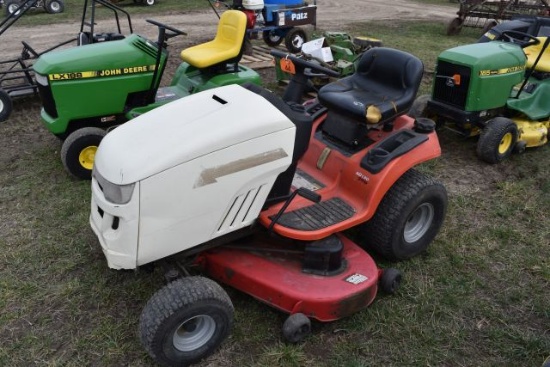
[94,84,294,185]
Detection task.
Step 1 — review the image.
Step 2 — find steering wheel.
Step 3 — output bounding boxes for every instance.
[501,30,540,48]
[21,41,39,58]
[270,49,340,77]
[146,19,187,38]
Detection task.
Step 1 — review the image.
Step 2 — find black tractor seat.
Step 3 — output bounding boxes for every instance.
[318,47,424,126]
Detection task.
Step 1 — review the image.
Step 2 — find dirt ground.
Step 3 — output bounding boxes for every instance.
[2,0,457,57]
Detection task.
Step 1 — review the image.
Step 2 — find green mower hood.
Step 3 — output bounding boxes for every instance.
[33,34,161,79]
[438,41,526,71]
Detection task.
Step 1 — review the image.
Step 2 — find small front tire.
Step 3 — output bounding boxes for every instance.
[282,313,311,343]
[140,277,234,367]
[360,169,448,261]
[0,89,13,122]
[476,117,518,164]
[379,268,402,294]
[61,127,106,180]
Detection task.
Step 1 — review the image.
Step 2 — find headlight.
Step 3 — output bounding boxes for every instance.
[34,73,48,86]
[92,168,135,204]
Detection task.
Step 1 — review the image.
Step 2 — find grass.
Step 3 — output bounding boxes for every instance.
[4,0,210,26]
[1,4,549,367]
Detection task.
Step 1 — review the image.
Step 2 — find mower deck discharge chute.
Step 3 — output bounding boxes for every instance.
[33,10,261,179]
[90,47,448,366]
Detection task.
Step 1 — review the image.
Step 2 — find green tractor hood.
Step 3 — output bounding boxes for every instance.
[438,42,525,71]
[435,42,526,111]
[33,34,161,79]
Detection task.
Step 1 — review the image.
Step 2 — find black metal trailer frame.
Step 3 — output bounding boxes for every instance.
[0,0,133,121]
[447,0,550,35]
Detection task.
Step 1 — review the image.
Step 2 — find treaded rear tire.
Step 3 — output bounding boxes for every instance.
[140,276,234,367]
[360,169,447,261]
[476,117,518,164]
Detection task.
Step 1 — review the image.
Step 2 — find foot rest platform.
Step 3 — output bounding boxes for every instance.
[272,197,356,231]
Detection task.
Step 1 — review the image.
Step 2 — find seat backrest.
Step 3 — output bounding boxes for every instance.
[355,47,424,103]
[524,37,550,73]
[214,10,247,51]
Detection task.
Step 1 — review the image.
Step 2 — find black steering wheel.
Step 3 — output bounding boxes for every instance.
[270,49,340,77]
[146,19,187,38]
[501,30,540,48]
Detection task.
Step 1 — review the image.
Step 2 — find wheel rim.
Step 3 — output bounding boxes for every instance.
[292,34,305,49]
[78,146,98,170]
[0,98,4,112]
[50,2,60,11]
[172,315,216,352]
[268,33,281,43]
[498,132,513,154]
[146,0,154,5]
[404,203,434,243]
[9,4,20,14]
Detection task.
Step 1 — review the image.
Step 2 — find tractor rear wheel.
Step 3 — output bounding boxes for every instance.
[359,169,448,261]
[263,30,283,47]
[61,127,106,180]
[476,117,518,164]
[140,276,234,367]
[285,27,307,53]
[0,89,13,122]
[44,0,64,13]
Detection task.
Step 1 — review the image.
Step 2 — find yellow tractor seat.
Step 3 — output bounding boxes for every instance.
[524,37,550,73]
[180,10,247,69]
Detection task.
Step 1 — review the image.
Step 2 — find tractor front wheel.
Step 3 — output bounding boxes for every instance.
[44,0,64,14]
[140,277,234,367]
[476,117,518,164]
[379,268,402,294]
[263,30,283,47]
[285,27,307,53]
[0,89,13,122]
[61,127,106,180]
[282,313,311,343]
[360,169,448,261]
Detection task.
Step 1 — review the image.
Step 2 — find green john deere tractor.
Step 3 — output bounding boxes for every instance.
[33,10,260,179]
[412,30,550,163]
